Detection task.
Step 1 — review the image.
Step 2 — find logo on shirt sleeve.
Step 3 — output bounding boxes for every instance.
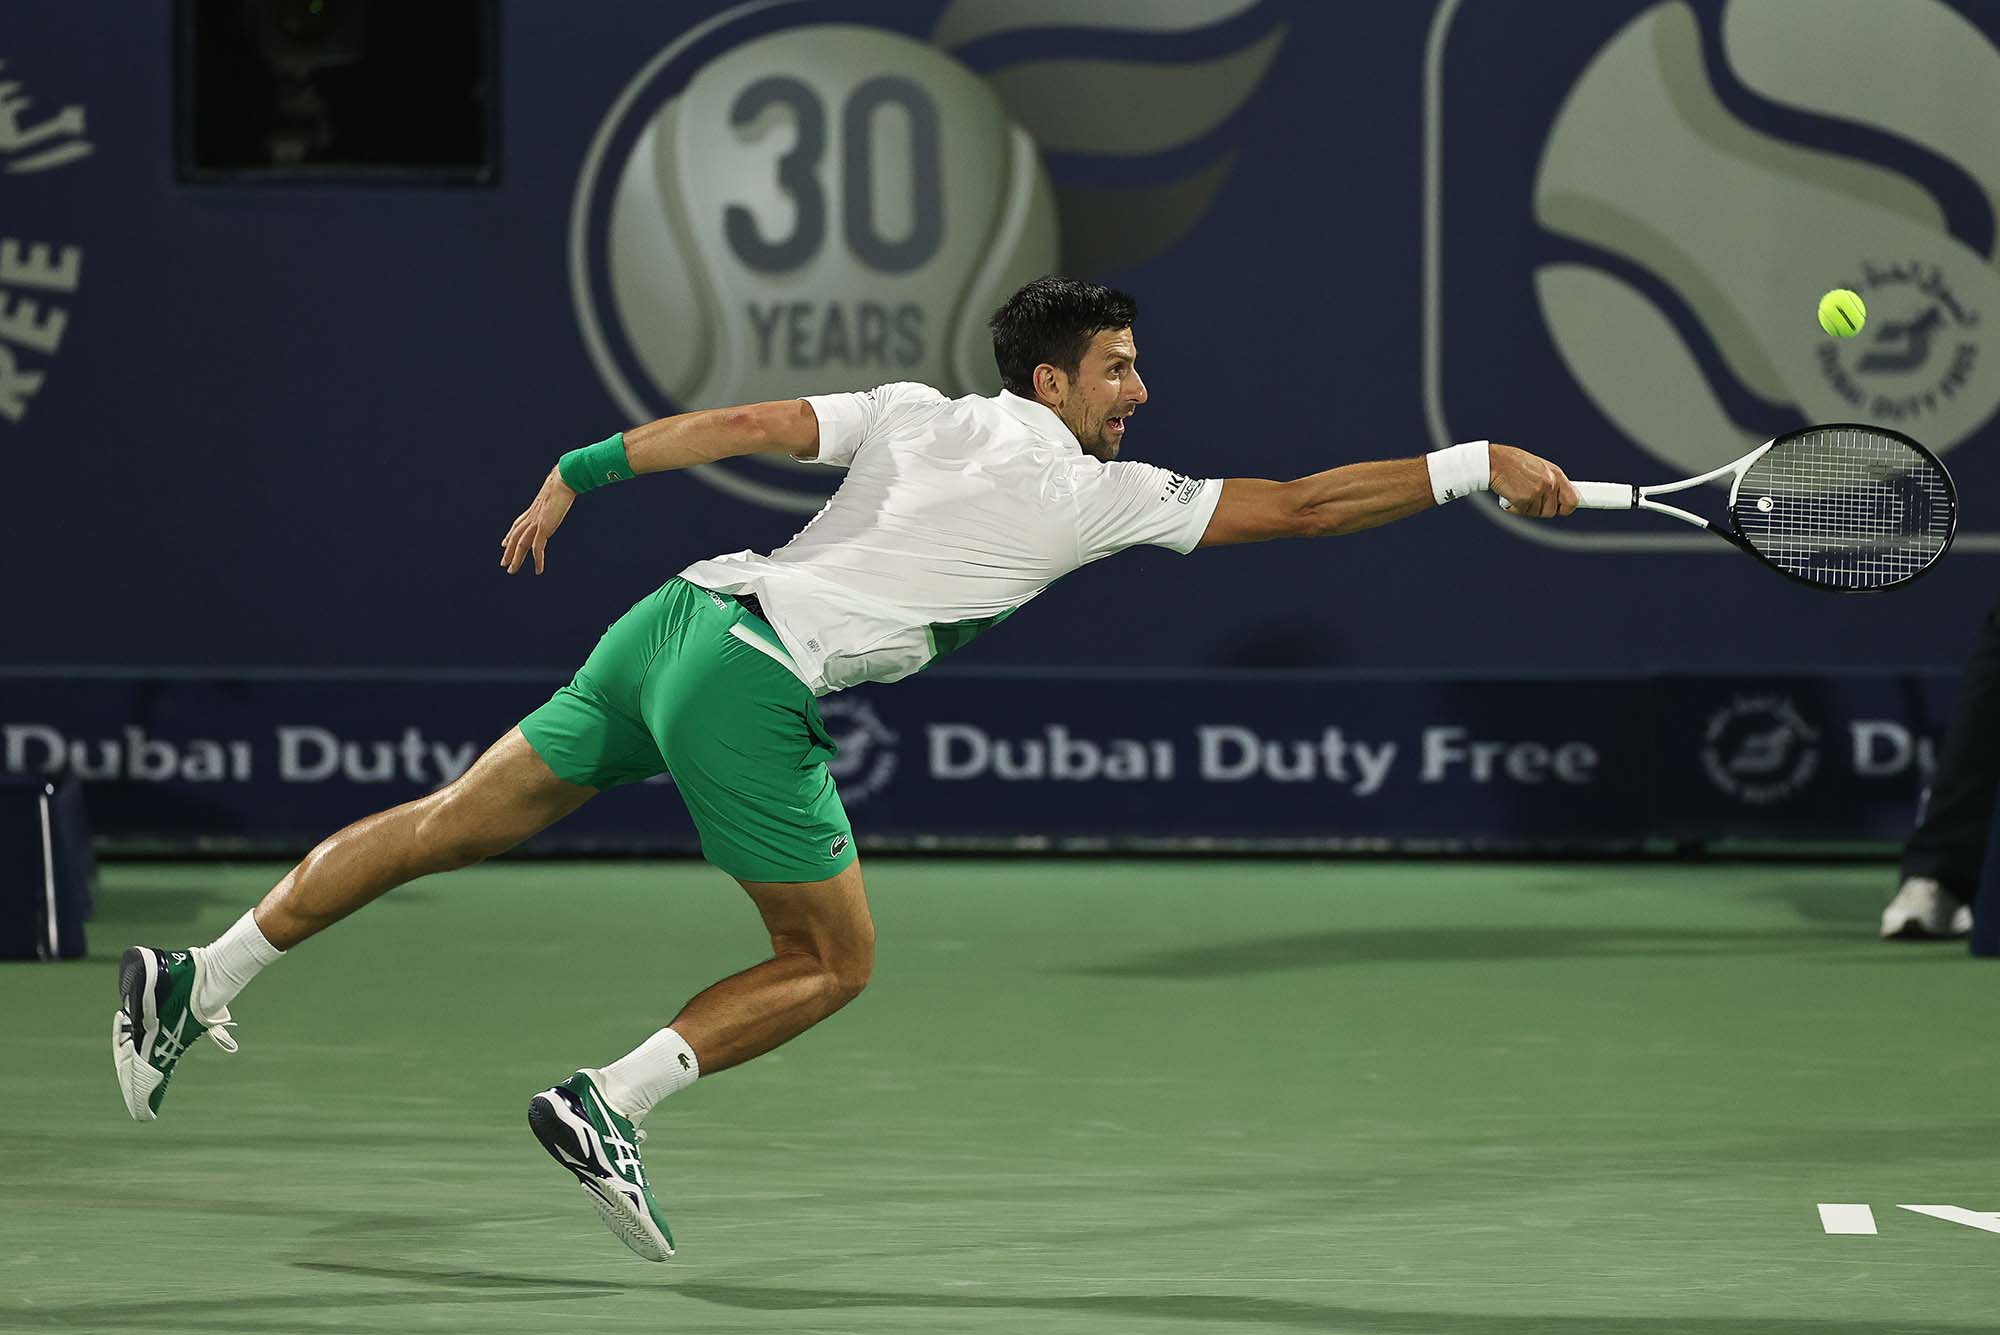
[1159,473,1201,505]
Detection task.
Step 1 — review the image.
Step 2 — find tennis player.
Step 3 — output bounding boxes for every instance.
[114,276,1581,1261]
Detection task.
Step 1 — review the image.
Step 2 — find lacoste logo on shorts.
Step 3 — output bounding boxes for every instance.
[829,834,850,858]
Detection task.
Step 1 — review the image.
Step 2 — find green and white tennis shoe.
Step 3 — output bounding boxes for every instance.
[529,1070,676,1261]
[113,946,238,1121]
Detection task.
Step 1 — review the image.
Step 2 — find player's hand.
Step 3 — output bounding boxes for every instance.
[1490,443,1579,519]
[500,467,576,575]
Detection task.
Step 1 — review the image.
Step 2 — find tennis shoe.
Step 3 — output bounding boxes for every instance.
[113,946,239,1121]
[1880,877,1973,939]
[529,1070,675,1261]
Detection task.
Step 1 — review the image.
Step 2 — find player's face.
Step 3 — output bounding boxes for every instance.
[1044,328,1147,461]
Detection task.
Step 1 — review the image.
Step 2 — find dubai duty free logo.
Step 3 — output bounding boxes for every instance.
[0,57,93,427]
[1700,694,1819,805]
[817,696,898,806]
[1425,0,2000,553]
[570,0,1286,512]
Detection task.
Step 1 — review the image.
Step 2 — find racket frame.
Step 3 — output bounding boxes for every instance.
[1573,422,1958,593]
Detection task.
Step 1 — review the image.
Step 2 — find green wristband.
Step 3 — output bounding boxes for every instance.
[557,433,632,493]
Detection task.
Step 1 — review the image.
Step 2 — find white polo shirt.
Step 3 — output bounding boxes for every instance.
[678,383,1221,695]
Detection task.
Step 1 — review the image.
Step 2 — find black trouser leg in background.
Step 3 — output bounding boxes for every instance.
[1901,599,2000,907]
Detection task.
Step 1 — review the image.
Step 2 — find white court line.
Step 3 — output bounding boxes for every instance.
[1818,1203,1877,1234]
[1899,1205,2000,1234]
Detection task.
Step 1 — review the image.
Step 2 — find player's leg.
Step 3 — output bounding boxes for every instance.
[620,588,868,1082]
[225,588,682,964]
[529,584,862,1260]
[114,729,598,1121]
[528,863,872,1263]
[1886,598,2000,938]
[659,860,875,1075]
[253,727,595,949]
[116,585,681,1121]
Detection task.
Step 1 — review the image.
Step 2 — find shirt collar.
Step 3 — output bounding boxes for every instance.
[995,390,1080,449]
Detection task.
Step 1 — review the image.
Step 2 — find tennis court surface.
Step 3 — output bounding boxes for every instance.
[4,858,1993,1334]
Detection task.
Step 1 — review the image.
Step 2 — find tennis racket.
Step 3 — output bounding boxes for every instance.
[1503,423,1958,592]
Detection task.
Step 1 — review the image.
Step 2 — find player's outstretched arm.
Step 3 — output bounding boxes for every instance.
[618,398,824,473]
[1195,444,1577,548]
[500,399,821,575]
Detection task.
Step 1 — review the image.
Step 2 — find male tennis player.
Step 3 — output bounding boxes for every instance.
[114,276,1581,1261]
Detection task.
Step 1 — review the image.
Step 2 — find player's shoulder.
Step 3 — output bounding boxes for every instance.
[1076,455,1164,482]
[864,380,951,409]
[1075,455,1206,506]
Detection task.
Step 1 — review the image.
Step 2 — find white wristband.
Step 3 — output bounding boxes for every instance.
[1426,440,1490,505]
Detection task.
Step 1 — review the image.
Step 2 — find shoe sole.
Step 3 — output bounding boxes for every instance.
[113,947,163,1121]
[1881,916,1971,940]
[528,1091,673,1261]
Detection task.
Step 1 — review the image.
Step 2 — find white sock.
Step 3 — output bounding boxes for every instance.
[594,1027,701,1123]
[191,910,283,1019]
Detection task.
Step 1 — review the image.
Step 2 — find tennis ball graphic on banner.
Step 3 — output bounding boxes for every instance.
[576,2,1285,511]
[598,25,1056,506]
[1533,0,2000,482]
[576,4,1285,510]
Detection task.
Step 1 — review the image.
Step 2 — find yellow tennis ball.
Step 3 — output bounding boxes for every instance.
[1818,288,1866,338]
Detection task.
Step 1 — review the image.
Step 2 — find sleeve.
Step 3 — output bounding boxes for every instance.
[1075,461,1223,561]
[800,381,945,468]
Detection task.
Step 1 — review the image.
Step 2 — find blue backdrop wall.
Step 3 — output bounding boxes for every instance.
[3,1,1996,850]
[6,0,1996,676]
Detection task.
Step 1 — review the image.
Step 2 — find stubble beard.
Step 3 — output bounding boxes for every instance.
[1067,405,1118,461]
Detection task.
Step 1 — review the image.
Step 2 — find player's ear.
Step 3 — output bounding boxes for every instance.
[1033,362,1067,407]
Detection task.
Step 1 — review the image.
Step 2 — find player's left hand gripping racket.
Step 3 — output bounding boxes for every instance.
[1506,423,1958,591]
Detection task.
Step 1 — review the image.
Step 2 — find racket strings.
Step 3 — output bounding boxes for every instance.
[1732,427,1954,590]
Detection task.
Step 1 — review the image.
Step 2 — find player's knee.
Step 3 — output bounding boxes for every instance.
[827,925,874,1006]
[792,918,872,1010]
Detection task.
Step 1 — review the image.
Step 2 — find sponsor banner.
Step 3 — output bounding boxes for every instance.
[0,50,91,428]
[0,672,1954,852]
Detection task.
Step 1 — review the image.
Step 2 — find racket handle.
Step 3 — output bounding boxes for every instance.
[1497,481,1635,512]
[1572,481,1636,509]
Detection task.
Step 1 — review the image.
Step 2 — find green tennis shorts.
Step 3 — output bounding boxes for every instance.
[518,578,856,883]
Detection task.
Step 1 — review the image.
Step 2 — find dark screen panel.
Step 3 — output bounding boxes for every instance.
[179,0,496,182]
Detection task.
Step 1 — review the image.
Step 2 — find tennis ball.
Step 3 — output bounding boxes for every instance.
[1818,288,1866,338]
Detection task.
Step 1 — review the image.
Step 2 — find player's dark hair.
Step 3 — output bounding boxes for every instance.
[988,276,1138,398]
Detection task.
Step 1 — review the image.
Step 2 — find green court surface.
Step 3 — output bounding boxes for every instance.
[4,859,1996,1334]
